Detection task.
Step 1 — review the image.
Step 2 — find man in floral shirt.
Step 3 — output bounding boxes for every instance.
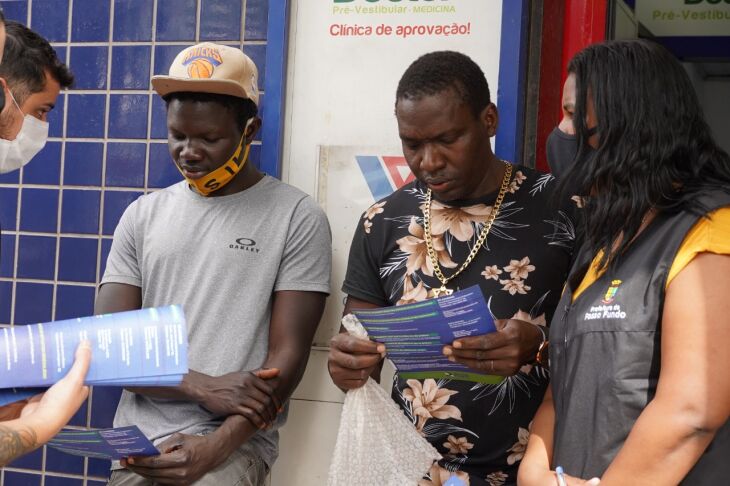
[328,51,575,485]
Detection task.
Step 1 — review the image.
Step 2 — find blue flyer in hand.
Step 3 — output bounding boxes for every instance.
[0,306,188,389]
[352,285,502,383]
[48,426,159,460]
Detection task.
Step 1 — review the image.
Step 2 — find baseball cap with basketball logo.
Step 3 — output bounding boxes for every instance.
[151,42,259,106]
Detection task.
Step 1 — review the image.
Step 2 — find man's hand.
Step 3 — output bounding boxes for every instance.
[442,319,542,375]
[122,432,225,485]
[328,332,385,390]
[20,341,91,443]
[196,368,281,429]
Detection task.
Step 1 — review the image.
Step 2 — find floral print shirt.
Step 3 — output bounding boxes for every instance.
[342,166,576,485]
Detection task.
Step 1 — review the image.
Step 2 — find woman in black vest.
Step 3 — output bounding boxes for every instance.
[518,40,730,485]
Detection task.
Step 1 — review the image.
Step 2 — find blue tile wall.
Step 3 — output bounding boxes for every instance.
[45,477,84,486]
[1,1,27,23]
[245,0,269,41]
[244,44,268,90]
[148,142,181,188]
[0,187,18,230]
[14,282,53,324]
[156,0,197,41]
[87,458,113,480]
[64,142,104,186]
[46,445,86,476]
[0,235,14,277]
[19,188,59,232]
[200,0,242,41]
[56,284,96,319]
[106,143,146,187]
[7,449,43,473]
[71,0,111,42]
[53,46,68,68]
[23,141,62,185]
[0,166,19,183]
[110,46,152,90]
[58,237,98,282]
[150,95,169,139]
[99,237,113,277]
[113,0,153,42]
[17,235,56,280]
[48,94,66,138]
[31,0,70,42]
[0,0,273,483]
[60,189,101,234]
[90,387,123,428]
[70,46,110,90]
[68,394,90,428]
[0,281,11,322]
[3,470,42,485]
[67,94,107,138]
[102,190,142,235]
[108,95,149,139]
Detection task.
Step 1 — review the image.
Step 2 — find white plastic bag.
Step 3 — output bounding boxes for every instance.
[327,314,441,486]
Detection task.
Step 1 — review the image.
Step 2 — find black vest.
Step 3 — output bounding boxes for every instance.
[550,191,730,483]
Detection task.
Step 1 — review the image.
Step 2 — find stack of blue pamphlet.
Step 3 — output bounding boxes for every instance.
[0,306,188,459]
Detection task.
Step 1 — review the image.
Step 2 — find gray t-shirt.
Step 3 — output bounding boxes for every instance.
[101,176,331,467]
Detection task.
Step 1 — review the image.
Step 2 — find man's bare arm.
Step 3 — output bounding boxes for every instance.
[0,342,91,466]
[0,422,38,466]
[96,282,282,428]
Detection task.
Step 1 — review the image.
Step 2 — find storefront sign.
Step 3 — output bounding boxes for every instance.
[636,0,730,36]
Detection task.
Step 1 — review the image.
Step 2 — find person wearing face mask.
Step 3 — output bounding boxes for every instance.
[545,74,577,179]
[0,20,73,173]
[0,14,92,467]
[546,74,597,209]
[0,19,74,253]
[95,43,332,485]
[519,40,730,486]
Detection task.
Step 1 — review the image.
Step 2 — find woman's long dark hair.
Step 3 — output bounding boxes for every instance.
[560,39,730,276]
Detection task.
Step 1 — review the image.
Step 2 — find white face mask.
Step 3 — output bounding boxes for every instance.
[0,90,49,174]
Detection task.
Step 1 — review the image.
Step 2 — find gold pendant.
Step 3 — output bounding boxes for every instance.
[432,286,454,298]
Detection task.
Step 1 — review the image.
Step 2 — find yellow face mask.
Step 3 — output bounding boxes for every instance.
[176,121,253,196]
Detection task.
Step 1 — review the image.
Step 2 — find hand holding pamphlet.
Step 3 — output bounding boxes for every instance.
[0,305,188,393]
[47,426,159,460]
[0,306,188,460]
[352,285,502,383]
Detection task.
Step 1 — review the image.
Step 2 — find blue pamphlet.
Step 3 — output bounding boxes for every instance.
[48,426,159,460]
[0,306,188,390]
[352,285,502,383]
[0,387,46,407]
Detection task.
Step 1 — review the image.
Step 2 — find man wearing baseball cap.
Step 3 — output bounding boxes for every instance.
[96,43,332,485]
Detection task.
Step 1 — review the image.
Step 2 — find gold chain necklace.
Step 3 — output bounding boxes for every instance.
[423,162,513,297]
